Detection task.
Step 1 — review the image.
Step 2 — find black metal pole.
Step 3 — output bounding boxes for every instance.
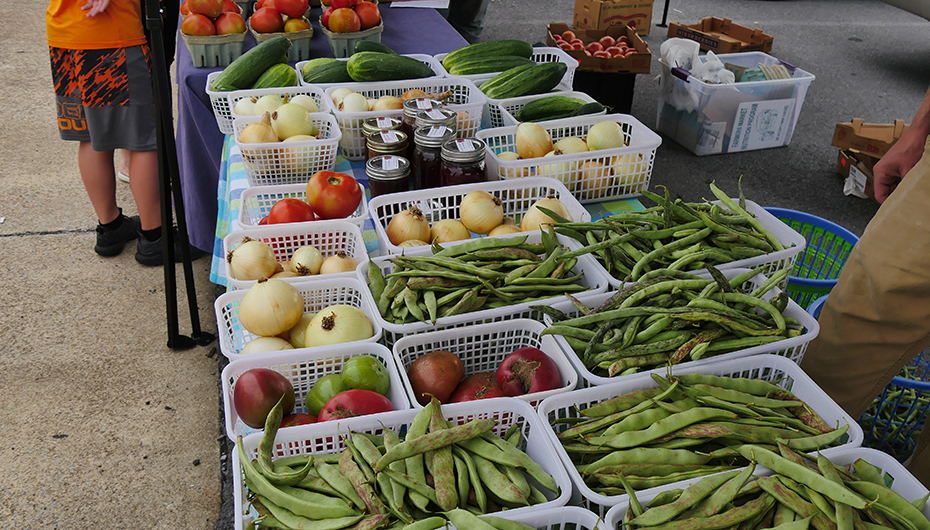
[657,0,671,28]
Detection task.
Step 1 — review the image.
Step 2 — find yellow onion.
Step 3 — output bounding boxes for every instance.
[370,96,404,111]
[239,112,278,144]
[274,261,286,274]
[401,89,428,100]
[286,312,316,349]
[521,196,572,232]
[271,103,318,140]
[319,251,359,274]
[430,219,470,243]
[387,206,431,245]
[456,110,471,131]
[233,96,259,116]
[227,236,277,280]
[289,94,319,113]
[579,159,613,200]
[240,336,294,355]
[255,94,285,115]
[489,223,522,236]
[304,304,374,347]
[238,278,305,337]
[614,153,646,187]
[271,270,299,279]
[586,121,627,151]
[398,239,429,248]
[290,245,323,275]
[516,122,553,159]
[339,92,369,112]
[536,149,579,191]
[330,87,354,108]
[495,151,530,179]
[459,191,504,234]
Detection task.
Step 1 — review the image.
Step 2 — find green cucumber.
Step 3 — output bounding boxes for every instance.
[481,62,568,100]
[210,36,290,91]
[251,63,298,89]
[478,64,535,96]
[302,60,352,84]
[447,55,536,76]
[346,52,434,82]
[354,40,397,54]
[441,39,534,71]
[569,101,607,117]
[516,95,588,122]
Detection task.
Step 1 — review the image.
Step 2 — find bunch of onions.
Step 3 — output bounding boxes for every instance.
[430,219,470,243]
[240,336,293,355]
[319,251,359,274]
[585,120,626,151]
[516,122,553,159]
[304,304,373,347]
[459,190,503,234]
[238,278,305,337]
[387,206,431,246]
[290,245,323,275]
[239,112,278,144]
[227,236,277,281]
[521,197,573,232]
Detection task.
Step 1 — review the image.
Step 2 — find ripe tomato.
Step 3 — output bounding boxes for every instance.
[267,197,316,224]
[274,0,308,18]
[280,412,317,428]
[320,6,334,27]
[305,171,362,219]
[326,7,360,32]
[250,6,284,33]
[353,1,380,30]
[317,389,393,421]
[181,13,216,36]
[304,374,346,416]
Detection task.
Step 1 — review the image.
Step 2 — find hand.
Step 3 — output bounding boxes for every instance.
[873,129,927,203]
[81,0,111,17]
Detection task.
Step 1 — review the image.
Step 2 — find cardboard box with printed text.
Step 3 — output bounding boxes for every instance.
[667,17,773,54]
[832,119,909,159]
[547,22,651,74]
[836,148,880,203]
[573,0,654,35]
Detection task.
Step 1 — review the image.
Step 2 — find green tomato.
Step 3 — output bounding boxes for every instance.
[341,356,390,396]
[305,374,346,416]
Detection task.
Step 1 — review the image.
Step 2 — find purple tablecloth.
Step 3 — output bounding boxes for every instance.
[175,5,468,252]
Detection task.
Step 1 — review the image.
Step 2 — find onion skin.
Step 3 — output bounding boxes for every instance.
[238,278,305,338]
[387,207,431,246]
[520,197,572,232]
[303,304,373,347]
[496,347,561,396]
[516,122,553,159]
[459,190,503,235]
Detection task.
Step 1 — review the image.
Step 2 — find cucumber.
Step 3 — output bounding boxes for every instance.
[210,36,290,91]
[447,55,536,76]
[346,52,434,82]
[516,95,588,122]
[441,39,534,71]
[302,60,352,84]
[354,40,397,54]
[481,62,568,100]
[477,64,535,97]
[569,101,607,117]
[251,63,298,89]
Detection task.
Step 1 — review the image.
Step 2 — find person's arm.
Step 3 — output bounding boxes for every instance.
[81,0,111,17]
[874,87,930,203]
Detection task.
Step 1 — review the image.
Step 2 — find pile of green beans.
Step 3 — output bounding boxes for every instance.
[536,265,803,378]
[240,397,559,530]
[619,445,930,530]
[551,372,845,494]
[859,364,930,459]
[546,182,786,282]
[367,233,590,325]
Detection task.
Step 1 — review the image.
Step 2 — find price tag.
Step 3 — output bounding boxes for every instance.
[426,109,446,120]
[382,156,399,170]
[454,139,475,152]
[375,117,392,127]
[427,126,447,137]
[379,130,399,143]
[415,98,433,109]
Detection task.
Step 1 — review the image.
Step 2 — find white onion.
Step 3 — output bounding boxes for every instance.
[238,278,305,337]
[330,87,354,107]
[227,236,277,280]
[239,112,278,144]
[520,197,572,232]
[339,92,369,112]
[516,122,553,159]
[319,251,359,274]
[488,223,522,236]
[387,207,431,246]
[397,239,429,248]
[289,94,319,113]
[233,96,259,116]
[271,103,318,140]
[430,219,471,243]
[370,96,404,111]
[286,312,316,349]
[255,94,285,115]
[579,160,613,200]
[304,304,373,347]
[459,191,503,235]
[290,245,323,275]
[586,121,626,151]
[240,336,294,355]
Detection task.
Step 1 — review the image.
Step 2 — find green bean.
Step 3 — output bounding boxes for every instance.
[690,463,757,518]
[630,228,716,280]
[708,182,784,251]
[480,432,559,494]
[400,516,447,530]
[431,235,528,257]
[450,446,487,514]
[585,407,738,448]
[257,396,314,486]
[254,496,364,530]
[338,447,385,514]
[470,453,528,505]
[375,417,496,472]
[756,476,836,530]
[848,481,930,530]
[629,469,745,526]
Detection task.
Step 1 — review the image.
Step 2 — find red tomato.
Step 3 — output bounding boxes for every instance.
[180,13,216,36]
[274,0,308,18]
[331,0,357,8]
[250,6,285,33]
[258,215,270,225]
[327,7,360,32]
[280,412,317,428]
[496,347,561,397]
[353,1,380,30]
[267,198,316,224]
[320,6,334,27]
[317,389,393,421]
[180,0,191,15]
[305,171,362,219]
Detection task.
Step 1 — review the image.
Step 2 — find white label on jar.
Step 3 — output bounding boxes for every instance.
[380,130,399,143]
[426,109,446,120]
[454,139,475,152]
[375,117,392,127]
[427,126,447,137]
[382,156,399,170]
[416,98,433,109]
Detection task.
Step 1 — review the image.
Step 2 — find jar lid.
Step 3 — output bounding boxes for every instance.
[415,108,457,129]
[441,138,486,163]
[362,116,402,136]
[403,98,443,118]
[367,129,408,149]
[414,125,455,147]
[367,155,411,180]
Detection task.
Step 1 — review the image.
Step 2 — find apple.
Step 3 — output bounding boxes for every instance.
[561,30,576,41]
[605,46,623,57]
[188,0,223,18]
[598,35,616,48]
[354,1,380,30]
[181,13,216,35]
[274,0,308,18]
[180,0,191,15]
[593,50,610,58]
[250,6,285,32]
[320,6,334,27]
[571,42,584,50]
[327,7,360,32]
[331,0,357,8]
[214,11,246,34]
[585,42,603,53]
[284,17,310,32]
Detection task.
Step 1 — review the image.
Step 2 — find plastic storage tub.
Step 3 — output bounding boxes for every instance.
[232,397,573,529]
[220,342,409,440]
[537,353,863,517]
[765,207,859,309]
[478,113,662,204]
[237,182,369,231]
[222,220,367,290]
[232,113,341,186]
[497,90,606,128]
[656,51,815,156]
[392,319,578,409]
[366,177,589,256]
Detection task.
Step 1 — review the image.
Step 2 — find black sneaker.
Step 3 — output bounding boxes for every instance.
[135,227,207,266]
[94,214,141,257]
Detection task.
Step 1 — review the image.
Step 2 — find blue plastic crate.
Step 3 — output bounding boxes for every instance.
[765,207,859,309]
[808,296,930,462]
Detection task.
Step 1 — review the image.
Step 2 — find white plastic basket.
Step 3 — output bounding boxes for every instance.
[603,446,930,529]
[392,319,578,409]
[483,82,573,130]
[324,77,487,160]
[215,276,382,361]
[226,84,332,121]
[356,231,612,348]
[220,342,409,440]
[367,177,589,256]
[222,220,367,290]
[478,114,662,204]
[206,71,237,134]
[296,53,445,91]
[232,113,341,186]
[546,268,821,387]
[538,353,864,518]
[497,90,606,128]
[237,182,369,230]
[232,397,573,529]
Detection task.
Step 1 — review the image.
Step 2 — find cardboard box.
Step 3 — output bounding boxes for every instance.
[831,119,909,158]
[573,0,654,35]
[547,23,651,74]
[667,17,774,54]
[836,148,880,202]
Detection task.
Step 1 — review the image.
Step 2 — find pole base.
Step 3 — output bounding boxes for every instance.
[167,334,200,350]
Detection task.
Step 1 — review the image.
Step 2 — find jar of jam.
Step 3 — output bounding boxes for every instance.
[367,130,408,160]
[402,98,443,159]
[415,108,457,135]
[366,155,410,198]
[440,138,486,187]
[413,126,455,189]
[362,116,402,140]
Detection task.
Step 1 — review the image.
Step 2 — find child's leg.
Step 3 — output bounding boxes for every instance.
[77,141,119,224]
[127,149,161,230]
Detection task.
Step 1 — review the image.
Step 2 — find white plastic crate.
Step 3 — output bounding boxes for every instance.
[356,231,612,349]
[478,114,662,204]
[546,268,820,387]
[483,82,573,130]
[237,182,369,231]
[215,276,382,361]
[604,446,930,529]
[206,71,237,134]
[324,77,487,161]
[497,90,606,128]
[296,53,445,91]
[367,177,589,256]
[222,220,367,290]
[220,342,409,440]
[226,84,332,122]
[392,319,579,409]
[232,397,573,529]
[538,354,863,518]
[232,113,341,186]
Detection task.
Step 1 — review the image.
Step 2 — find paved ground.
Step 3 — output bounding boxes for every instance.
[2,0,928,528]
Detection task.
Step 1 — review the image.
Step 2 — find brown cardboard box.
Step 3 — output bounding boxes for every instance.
[573,0,654,35]
[547,23,651,74]
[832,119,910,159]
[667,17,773,54]
[836,148,880,202]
